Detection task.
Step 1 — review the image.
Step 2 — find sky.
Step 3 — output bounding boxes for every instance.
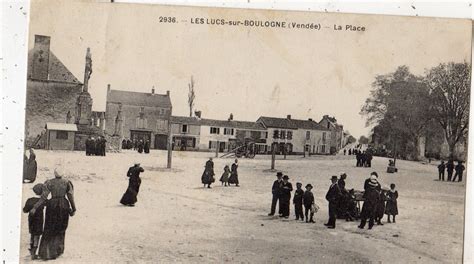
[28,0,472,139]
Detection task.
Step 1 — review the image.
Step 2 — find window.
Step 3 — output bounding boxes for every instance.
[322,132,327,143]
[224,128,234,135]
[273,130,280,139]
[280,130,286,139]
[263,132,268,139]
[181,124,188,133]
[208,140,218,149]
[136,118,148,129]
[321,145,326,153]
[56,131,68,140]
[306,131,311,140]
[287,131,293,140]
[210,127,220,134]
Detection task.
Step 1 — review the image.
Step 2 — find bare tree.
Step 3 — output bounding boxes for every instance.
[188,76,196,117]
[425,62,470,159]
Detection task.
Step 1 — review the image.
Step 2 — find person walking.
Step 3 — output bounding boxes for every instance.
[268,172,283,216]
[437,161,445,181]
[325,176,341,229]
[228,159,240,187]
[120,162,145,206]
[201,158,215,188]
[30,167,76,260]
[446,160,454,181]
[452,161,465,182]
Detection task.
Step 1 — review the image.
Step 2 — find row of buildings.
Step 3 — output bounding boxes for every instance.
[25,34,346,155]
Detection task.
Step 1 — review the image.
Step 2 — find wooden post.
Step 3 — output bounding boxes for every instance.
[215,141,219,158]
[271,142,276,170]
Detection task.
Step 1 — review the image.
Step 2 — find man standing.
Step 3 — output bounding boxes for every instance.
[437,161,446,181]
[279,175,293,218]
[268,172,283,216]
[325,176,341,229]
[446,160,455,181]
[452,161,465,182]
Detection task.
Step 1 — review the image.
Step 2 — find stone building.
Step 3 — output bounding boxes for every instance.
[170,116,201,150]
[25,35,83,147]
[105,86,172,149]
[318,115,344,154]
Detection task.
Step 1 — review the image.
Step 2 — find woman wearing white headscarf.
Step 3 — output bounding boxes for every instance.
[358,172,381,230]
[30,167,76,260]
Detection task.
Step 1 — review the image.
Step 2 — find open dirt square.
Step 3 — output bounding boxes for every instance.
[20,150,466,263]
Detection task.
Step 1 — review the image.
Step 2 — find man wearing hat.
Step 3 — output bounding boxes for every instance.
[303,184,315,223]
[280,175,293,218]
[325,175,341,228]
[269,172,283,216]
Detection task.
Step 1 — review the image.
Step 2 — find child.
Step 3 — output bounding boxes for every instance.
[293,182,304,221]
[23,183,45,260]
[303,184,315,223]
[219,165,230,186]
[385,183,398,223]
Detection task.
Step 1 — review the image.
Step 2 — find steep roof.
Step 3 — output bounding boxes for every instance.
[107,89,172,108]
[290,119,330,131]
[257,116,298,129]
[170,116,266,130]
[27,50,82,84]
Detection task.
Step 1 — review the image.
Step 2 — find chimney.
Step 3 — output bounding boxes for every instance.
[194,110,202,119]
[308,118,313,121]
[166,90,170,96]
[151,86,155,94]
[107,84,111,92]
[31,35,51,80]
[228,113,233,121]
[287,115,291,120]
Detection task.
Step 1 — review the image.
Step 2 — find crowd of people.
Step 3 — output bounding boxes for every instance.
[85,136,107,156]
[437,160,465,182]
[201,158,240,188]
[267,171,399,230]
[121,138,151,154]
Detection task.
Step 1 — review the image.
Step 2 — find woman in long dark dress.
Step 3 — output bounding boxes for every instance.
[30,168,76,260]
[25,152,38,183]
[201,158,215,188]
[138,140,144,153]
[385,183,399,223]
[228,159,239,187]
[120,163,145,206]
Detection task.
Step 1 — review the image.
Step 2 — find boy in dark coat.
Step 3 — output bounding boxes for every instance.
[325,176,341,228]
[279,175,293,218]
[23,183,45,259]
[452,161,465,182]
[446,160,454,181]
[438,161,445,181]
[293,182,304,221]
[303,184,315,223]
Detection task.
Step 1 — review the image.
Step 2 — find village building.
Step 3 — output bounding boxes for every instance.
[318,115,345,154]
[105,86,172,149]
[257,115,330,155]
[25,35,83,147]
[44,123,78,151]
[170,116,201,151]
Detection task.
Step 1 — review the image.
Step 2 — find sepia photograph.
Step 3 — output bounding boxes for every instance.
[16,0,472,262]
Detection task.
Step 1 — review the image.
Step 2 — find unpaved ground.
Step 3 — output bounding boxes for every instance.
[19,150,466,263]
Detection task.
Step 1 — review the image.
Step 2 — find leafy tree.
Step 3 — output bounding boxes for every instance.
[358,135,369,145]
[425,62,470,159]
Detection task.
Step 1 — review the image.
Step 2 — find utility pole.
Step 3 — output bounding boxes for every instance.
[215,141,219,158]
[167,107,173,169]
[271,142,276,170]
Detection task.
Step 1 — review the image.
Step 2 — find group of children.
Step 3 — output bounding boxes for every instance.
[293,182,319,223]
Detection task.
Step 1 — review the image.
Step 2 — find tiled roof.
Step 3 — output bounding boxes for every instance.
[290,119,330,131]
[107,89,172,108]
[170,116,266,130]
[257,116,298,129]
[46,122,78,131]
[27,50,82,84]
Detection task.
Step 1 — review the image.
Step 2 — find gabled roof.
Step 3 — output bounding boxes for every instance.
[170,116,266,130]
[27,50,82,84]
[107,89,172,108]
[290,119,330,131]
[45,122,78,131]
[257,116,298,129]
